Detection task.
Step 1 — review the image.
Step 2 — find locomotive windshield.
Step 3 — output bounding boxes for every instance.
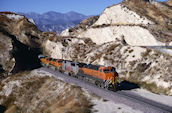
[104,69,110,73]
[58,60,63,63]
[111,67,116,72]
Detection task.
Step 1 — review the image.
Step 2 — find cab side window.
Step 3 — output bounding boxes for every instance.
[104,69,110,73]
[71,63,75,66]
[58,60,63,63]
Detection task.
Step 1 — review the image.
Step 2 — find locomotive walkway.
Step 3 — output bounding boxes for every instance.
[41,67,172,113]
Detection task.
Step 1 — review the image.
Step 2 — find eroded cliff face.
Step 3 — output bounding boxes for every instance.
[61,1,172,46]
[0,12,45,78]
[44,35,172,95]
[0,33,15,79]
[0,12,94,113]
[45,0,172,95]
[0,12,44,47]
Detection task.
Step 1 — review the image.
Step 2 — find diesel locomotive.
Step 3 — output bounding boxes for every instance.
[38,55,120,91]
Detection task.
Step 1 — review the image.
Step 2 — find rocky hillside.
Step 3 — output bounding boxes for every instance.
[0,69,143,113]
[0,12,140,113]
[0,1,171,112]
[44,0,172,95]
[0,69,92,113]
[18,11,88,34]
[0,12,48,80]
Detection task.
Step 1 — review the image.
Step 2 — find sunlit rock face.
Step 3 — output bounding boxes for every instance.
[0,12,44,76]
[57,0,172,95]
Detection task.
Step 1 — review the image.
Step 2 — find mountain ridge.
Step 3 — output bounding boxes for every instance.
[17,11,89,34]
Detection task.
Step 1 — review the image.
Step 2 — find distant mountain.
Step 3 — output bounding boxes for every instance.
[18,11,88,34]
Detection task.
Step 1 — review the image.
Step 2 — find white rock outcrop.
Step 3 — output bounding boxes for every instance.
[66,4,166,47]
[3,14,24,20]
[28,18,35,25]
[60,29,70,36]
[78,26,164,46]
[45,40,64,59]
[94,4,153,26]
[53,2,172,95]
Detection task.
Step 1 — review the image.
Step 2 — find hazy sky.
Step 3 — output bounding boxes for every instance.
[0,0,124,15]
[0,0,167,15]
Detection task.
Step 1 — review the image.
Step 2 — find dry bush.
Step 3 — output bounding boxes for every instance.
[125,73,169,95]
[127,71,141,83]
[141,49,151,57]
[140,82,169,95]
[84,38,95,45]
[103,56,109,60]
[0,42,5,50]
[135,63,151,72]
[14,71,31,77]
[70,85,82,89]
[128,49,134,53]
[123,48,128,54]
[129,60,136,66]
[92,24,111,28]
[107,44,120,53]
[2,94,16,108]
[47,85,92,113]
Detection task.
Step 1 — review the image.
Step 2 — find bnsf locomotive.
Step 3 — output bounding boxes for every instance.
[38,55,120,91]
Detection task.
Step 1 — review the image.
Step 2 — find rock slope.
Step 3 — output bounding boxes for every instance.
[0,69,142,113]
[0,69,92,113]
[0,12,46,79]
[46,0,172,95]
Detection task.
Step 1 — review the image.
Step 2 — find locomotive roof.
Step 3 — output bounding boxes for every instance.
[83,64,105,70]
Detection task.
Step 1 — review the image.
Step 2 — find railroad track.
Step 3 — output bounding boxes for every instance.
[116,91,172,113]
[41,67,172,113]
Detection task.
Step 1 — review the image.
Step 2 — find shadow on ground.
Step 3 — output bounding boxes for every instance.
[118,80,140,91]
[0,105,6,113]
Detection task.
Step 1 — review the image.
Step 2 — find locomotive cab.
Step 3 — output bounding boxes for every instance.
[101,67,119,90]
[38,55,50,66]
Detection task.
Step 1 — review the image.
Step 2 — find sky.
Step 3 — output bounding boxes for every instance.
[0,0,124,15]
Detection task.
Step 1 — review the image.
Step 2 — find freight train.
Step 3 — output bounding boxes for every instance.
[38,55,120,91]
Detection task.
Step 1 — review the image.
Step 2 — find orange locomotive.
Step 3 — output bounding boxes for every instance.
[49,59,63,70]
[38,55,63,70]
[79,64,119,90]
[38,55,119,91]
[38,55,50,66]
